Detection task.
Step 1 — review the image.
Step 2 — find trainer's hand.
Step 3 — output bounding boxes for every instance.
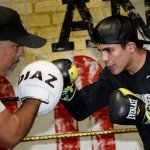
[17,60,64,116]
[109,88,150,125]
[52,59,78,101]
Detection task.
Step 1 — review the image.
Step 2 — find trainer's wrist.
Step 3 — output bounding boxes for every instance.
[23,98,41,105]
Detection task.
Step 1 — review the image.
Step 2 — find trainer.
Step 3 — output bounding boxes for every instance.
[0,6,63,149]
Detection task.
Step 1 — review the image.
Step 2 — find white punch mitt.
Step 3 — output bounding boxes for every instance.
[17,60,64,116]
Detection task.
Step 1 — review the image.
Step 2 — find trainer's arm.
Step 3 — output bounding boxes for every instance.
[0,99,41,149]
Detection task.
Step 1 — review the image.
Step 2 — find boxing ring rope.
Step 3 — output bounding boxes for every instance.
[23,128,138,142]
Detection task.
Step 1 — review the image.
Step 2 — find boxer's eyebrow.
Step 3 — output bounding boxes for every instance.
[97,46,113,52]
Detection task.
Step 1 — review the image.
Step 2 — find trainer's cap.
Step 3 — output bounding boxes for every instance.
[0,6,47,48]
[92,15,150,45]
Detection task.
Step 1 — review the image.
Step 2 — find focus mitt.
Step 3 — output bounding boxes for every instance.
[17,60,63,116]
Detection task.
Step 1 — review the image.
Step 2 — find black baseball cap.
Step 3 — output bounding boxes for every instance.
[92,15,150,46]
[0,6,47,48]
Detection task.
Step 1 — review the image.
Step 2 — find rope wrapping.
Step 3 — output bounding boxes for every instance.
[23,128,137,142]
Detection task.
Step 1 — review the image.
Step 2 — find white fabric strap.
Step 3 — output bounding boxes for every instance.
[0,101,6,112]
